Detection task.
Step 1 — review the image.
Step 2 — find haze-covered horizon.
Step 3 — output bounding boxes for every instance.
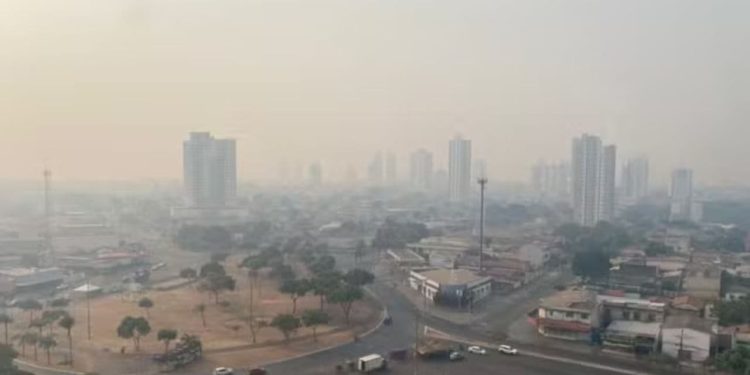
[2,1,749,186]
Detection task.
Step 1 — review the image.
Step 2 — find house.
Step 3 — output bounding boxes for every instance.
[603,321,662,355]
[682,264,722,301]
[537,290,596,342]
[661,315,717,363]
[724,284,750,302]
[608,263,662,295]
[408,268,492,308]
[670,295,706,318]
[597,296,666,327]
[387,249,427,269]
[407,237,471,269]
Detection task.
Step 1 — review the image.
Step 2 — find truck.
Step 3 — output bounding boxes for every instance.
[357,354,386,372]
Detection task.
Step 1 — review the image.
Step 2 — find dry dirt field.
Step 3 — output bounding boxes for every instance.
[6,255,381,373]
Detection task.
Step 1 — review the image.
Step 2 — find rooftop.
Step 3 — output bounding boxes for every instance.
[663,315,716,333]
[540,289,596,311]
[418,268,489,286]
[598,295,666,311]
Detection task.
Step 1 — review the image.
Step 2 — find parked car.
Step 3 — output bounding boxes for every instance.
[467,346,486,355]
[449,351,465,361]
[213,367,234,375]
[498,345,518,355]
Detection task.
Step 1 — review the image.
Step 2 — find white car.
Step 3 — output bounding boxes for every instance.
[498,345,518,355]
[213,367,234,375]
[467,346,486,355]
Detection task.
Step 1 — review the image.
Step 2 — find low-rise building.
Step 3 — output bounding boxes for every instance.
[407,237,472,269]
[683,264,722,301]
[670,295,706,318]
[661,315,717,363]
[409,268,492,308]
[602,321,662,355]
[0,267,65,291]
[537,290,596,342]
[598,296,666,326]
[608,263,662,295]
[724,284,750,302]
[387,249,427,269]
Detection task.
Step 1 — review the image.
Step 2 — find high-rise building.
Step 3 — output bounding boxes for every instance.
[410,149,433,190]
[367,152,384,186]
[531,161,570,201]
[385,152,397,185]
[621,157,649,204]
[669,168,701,222]
[571,134,616,226]
[448,136,472,202]
[183,132,237,207]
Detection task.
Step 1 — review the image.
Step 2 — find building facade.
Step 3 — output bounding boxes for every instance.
[670,168,702,222]
[183,132,237,208]
[410,149,434,190]
[531,161,570,201]
[409,268,492,308]
[621,157,649,204]
[448,136,472,202]
[571,134,617,226]
[537,290,596,341]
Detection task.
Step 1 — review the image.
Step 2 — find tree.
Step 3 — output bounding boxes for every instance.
[179,268,198,279]
[199,275,236,304]
[270,263,295,280]
[572,249,611,280]
[29,319,45,337]
[0,344,19,375]
[210,252,230,263]
[344,269,374,287]
[354,240,366,266]
[644,241,673,257]
[244,316,268,344]
[716,345,750,374]
[270,314,300,343]
[19,332,38,360]
[327,285,364,325]
[37,335,56,365]
[309,255,336,276]
[157,329,178,355]
[41,310,66,334]
[194,304,207,327]
[199,262,226,278]
[117,316,151,351]
[715,299,750,326]
[49,298,70,308]
[311,272,342,310]
[16,299,42,325]
[138,297,154,318]
[301,310,329,342]
[0,314,12,345]
[58,316,75,365]
[372,219,429,250]
[279,279,311,314]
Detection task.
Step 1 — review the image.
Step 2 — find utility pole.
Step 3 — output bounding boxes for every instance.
[477,178,488,274]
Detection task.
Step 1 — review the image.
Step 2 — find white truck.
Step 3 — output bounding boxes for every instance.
[357,354,386,372]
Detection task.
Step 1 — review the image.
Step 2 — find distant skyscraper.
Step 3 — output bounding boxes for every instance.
[183,132,236,207]
[571,134,616,226]
[531,161,570,201]
[669,168,701,222]
[367,152,384,186]
[448,136,472,202]
[385,152,397,185]
[409,149,433,190]
[621,157,649,204]
[309,162,323,186]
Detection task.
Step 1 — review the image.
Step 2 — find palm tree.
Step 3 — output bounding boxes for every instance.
[20,332,39,361]
[17,299,42,325]
[0,313,13,345]
[194,304,207,327]
[58,316,75,365]
[157,329,178,354]
[38,335,57,365]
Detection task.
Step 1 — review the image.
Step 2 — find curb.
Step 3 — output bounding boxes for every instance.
[257,286,388,369]
[14,359,86,375]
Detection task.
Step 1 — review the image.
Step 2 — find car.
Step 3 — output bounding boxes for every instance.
[213,367,234,375]
[448,351,465,361]
[467,346,486,355]
[498,345,518,355]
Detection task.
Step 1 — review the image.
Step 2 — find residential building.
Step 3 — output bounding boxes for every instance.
[598,296,666,326]
[407,237,471,269]
[602,321,662,355]
[621,157,649,204]
[661,315,717,362]
[670,295,706,318]
[670,169,702,223]
[448,136,472,202]
[537,290,596,341]
[571,134,617,226]
[408,268,492,308]
[608,262,662,295]
[683,264,722,301]
[409,149,433,190]
[531,161,570,201]
[183,132,237,208]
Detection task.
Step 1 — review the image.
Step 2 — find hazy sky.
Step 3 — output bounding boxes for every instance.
[2,0,748,186]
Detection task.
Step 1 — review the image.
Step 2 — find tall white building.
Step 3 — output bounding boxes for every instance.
[571,134,616,226]
[385,152,397,185]
[448,136,472,202]
[531,161,570,201]
[621,157,650,204]
[669,168,701,222]
[183,132,237,207]
[410,149,433,190]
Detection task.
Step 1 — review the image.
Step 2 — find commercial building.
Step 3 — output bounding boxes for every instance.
[408,268,492,308]
[621,157,649,204]
[571,134,617,226]
[670,168,702,223]
[448,136,472,202]
[537,290,596,341]
[598,296,666,326]
[661,315,717,362]
[183,132,237,208]
[409,149,434,190]
[602,321,662,355]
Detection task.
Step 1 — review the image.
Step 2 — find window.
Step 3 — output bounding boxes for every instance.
[633,312,641,321]
[623,311,631,320]
[565,312,574,318]
[580,313,589,320]
[648,313,655,322]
